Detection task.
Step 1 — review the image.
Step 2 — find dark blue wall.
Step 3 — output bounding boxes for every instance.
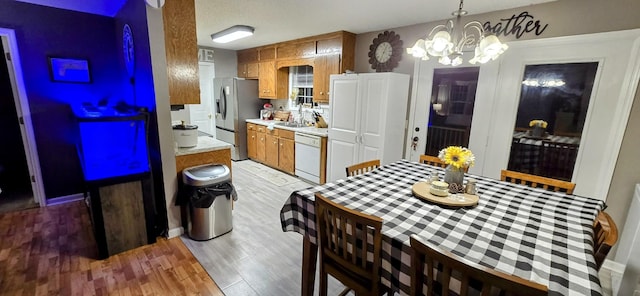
[0,1,122,198]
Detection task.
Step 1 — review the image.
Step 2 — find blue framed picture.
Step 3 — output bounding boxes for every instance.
[48,57,91,83]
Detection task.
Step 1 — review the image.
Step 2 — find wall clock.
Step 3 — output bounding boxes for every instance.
[123,24,135,78]
[368,31,403,72]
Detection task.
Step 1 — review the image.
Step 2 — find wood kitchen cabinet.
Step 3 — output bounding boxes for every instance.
[256,126,266,163]
[239,31,355,101]
[265,134,279,168]
[247,123,295,174]
[258,61,288,99]
[247,123,257,159]
[313,54,341,103]
[238,48,259,79]
[238,63,259,79]
[163,0,200,105]
[278,130,295,174]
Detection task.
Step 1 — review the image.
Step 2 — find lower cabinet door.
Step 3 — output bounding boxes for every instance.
[247,130,257,159]
[278,138,295,174]
[265,134,279,167]
[256,132,266,162]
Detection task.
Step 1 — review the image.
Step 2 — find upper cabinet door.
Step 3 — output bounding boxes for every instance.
[163,0,200,105]
[313,54,340,103]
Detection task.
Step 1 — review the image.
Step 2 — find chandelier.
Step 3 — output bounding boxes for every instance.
[406,0,508,66]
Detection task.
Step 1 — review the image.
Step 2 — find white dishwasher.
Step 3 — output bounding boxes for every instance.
[295,132,321,184]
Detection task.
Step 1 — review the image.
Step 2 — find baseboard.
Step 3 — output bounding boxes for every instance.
[167,227,184,238]
[46,193,84,206]
[603,259,626,275]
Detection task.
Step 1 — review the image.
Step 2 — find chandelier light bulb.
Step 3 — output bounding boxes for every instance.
[431,31,452,52]
[407,39,427,58]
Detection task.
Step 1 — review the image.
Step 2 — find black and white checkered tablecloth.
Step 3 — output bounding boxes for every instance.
[280,159,605,296]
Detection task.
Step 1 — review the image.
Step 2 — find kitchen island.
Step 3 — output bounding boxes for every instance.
[175,136,233,176]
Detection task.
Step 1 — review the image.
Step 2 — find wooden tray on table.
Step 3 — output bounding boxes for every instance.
[411,182,479,207]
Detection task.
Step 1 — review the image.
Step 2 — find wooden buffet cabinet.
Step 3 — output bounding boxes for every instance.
[247,123,295,174]
[162,0,200,105]
[237,31,355,102]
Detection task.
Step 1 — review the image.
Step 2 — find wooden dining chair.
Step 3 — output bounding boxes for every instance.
[419,155,446,168]
[419,154,469,173]
[500,169,576,194]
[346,159,381,177]
[410,235,548,296]
[593,211,618,270]
[314,193,386,296]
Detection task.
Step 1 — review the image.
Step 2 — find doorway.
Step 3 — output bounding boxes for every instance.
[424,67,479,156]
[189,62,215,136]
[0,37,36,213]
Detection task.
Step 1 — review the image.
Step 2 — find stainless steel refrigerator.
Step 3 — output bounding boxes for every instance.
[214,78,262,160]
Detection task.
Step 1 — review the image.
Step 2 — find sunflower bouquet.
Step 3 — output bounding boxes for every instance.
[529,119,548,129]
[438,146,475,170]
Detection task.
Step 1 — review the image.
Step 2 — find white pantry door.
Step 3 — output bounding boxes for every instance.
[359,74,387,162]
[327,75,361,182]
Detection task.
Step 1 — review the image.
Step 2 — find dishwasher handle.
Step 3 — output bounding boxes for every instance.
[295,132,321,147]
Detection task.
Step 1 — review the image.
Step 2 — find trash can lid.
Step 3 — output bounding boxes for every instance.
[183,163,231,187]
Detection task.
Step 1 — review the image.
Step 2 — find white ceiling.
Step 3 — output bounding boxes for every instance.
[16,0,556,50]
[195,0,556,50]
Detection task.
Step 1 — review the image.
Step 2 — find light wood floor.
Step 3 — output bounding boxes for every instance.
[0,200,223,295]
[182,160,348,296]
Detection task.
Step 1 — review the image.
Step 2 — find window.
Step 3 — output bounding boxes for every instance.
[288,65,313,108]
[507,62,598,181]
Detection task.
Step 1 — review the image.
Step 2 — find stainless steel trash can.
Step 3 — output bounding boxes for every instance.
[182,164,233,241]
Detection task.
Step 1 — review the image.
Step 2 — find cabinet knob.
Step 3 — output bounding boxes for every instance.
[280,144,283,146]
[320,91,324,95]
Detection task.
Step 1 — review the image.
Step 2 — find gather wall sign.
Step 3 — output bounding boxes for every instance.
[483,11,549,39]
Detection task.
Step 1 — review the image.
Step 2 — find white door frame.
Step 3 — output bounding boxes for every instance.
[1,28,46,206]
[404,56,501,176]
[189,61,215,136]
[406,29,640,201]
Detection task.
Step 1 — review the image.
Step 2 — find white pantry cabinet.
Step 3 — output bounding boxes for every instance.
[326,73,410,182]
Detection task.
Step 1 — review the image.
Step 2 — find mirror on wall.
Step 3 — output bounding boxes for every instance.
[508,62,598,181]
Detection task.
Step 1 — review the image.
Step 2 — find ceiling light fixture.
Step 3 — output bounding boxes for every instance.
[406,0,508,66]
[211,25,254,44]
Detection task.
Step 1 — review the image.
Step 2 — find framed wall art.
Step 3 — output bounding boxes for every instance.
[48,57,91,83]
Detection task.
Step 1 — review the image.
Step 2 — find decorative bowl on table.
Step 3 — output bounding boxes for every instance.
[429,181,450,197]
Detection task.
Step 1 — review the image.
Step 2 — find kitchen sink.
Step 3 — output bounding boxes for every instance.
[273,121,305,128]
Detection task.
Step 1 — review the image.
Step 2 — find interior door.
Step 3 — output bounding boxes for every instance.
[327,75,360,182]
[190,62,215,136]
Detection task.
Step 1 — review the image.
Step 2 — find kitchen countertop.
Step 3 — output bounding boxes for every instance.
[175,136,232,156]
[246,119,328,137]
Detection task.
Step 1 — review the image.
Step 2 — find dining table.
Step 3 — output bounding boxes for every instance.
[279,159,605,296]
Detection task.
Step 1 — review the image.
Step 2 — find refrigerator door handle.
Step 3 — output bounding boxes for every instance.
[220,86,227,120]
